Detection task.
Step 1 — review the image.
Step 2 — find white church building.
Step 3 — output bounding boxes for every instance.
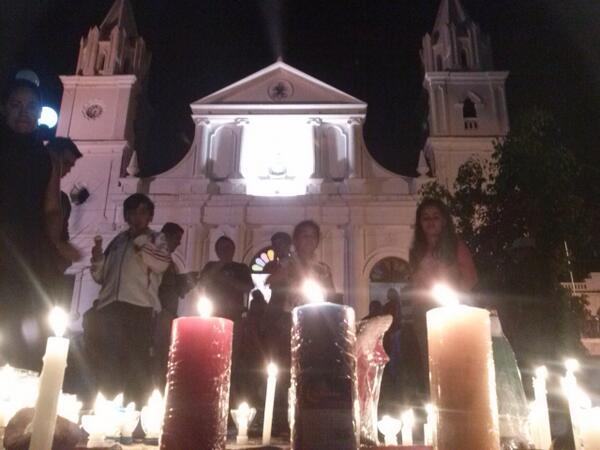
[57,0,509,325]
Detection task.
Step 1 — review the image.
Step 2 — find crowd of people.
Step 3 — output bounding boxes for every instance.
[0,76,479,419]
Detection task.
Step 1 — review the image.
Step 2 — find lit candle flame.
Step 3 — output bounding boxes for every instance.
[267,362,278,377]
[49,306,68,337]
[565,358,579,373]
[197,296,213,318]
[535,366,548,380]
[401,408,415,427]
[238,402,250,414]
[431,283,460,306]
[302,279,324,303]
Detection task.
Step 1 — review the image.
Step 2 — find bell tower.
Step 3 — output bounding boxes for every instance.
[420,0,509,189]
[55,0,152,328]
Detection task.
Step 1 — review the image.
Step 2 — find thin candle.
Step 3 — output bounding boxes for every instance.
[532,366,552,450]
[562,358,582,450]
[28,307,70,450]
[401,408,415,445]
[262,362,278,445]
[423,403,436,446]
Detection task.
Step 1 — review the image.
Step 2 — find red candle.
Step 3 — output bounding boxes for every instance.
[160,299,233,450]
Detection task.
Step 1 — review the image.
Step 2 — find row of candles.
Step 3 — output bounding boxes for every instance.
[6,282,600,449]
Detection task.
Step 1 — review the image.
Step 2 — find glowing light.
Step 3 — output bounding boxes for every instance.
[401,408,415,427]
[565,358,580,373]
[231,401,256,444]
[535,366,548,380]
[431,283,460,306]
[267,362,278,378]
[48,307,68,337]
[302,279,324,303]
[38,106,58,128]
[141,389,164,439]
[378,415,402,446]
[240,116,315,197]
[197,296,213,318]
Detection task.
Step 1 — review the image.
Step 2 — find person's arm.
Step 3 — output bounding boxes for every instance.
[90,246,105,284]
[134,232,171,274]
[456,240,478,291]
[44,157,63,246]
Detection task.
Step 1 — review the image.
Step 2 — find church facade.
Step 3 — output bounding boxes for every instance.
[57,0,509,325]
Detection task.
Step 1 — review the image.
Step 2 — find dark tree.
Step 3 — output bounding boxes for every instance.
[420,110,592,365]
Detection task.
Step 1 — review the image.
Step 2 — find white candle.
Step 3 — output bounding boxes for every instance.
[423,403,436,446]
[532,366,552,450]
[377,415,401,446]
[562,358,581,450]
[427,284,500,450]
[28,307,70,450]
[140,389,165,440]
[581,407,600,450]
[262,362,278,445]
[401,408,415,445]
[231,401,256,444]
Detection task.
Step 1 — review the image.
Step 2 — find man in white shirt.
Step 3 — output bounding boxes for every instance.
[90,193,170,405]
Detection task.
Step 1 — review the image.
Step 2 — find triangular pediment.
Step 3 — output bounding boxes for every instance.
[193,61,365,106]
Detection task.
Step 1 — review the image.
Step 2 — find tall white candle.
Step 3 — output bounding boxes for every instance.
[580,407,600,450]
[427,284,500,450]
[28,307,70,450]
[401,408,415,445]
[262,362,278,445]
[562,358,581,450]
[423,403,436,446]
[532,366,552,450]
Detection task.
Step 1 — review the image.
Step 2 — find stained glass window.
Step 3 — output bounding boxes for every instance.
[251,247,276,273]
[369,257,410,283]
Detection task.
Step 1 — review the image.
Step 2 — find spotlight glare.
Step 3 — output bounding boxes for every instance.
[38,106,58,128]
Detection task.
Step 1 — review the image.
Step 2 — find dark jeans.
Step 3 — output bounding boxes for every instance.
[91,301,154,406]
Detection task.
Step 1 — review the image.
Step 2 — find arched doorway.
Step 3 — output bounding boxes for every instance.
[249,246,276,302]
[368,256,410,306]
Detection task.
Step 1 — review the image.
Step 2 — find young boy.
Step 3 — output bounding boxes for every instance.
[89,193,170,405]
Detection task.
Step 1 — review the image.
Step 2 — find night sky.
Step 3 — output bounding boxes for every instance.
[2,0,600,176]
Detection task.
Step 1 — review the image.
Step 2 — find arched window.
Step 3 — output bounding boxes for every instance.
[463,98,478,129]
[463,98,477,118]
[251,247,276,273]
[248,246,276,302]
[368,256,410,316]
[436,55,443,71]
[460,49,469,68]
[369,257,410,283]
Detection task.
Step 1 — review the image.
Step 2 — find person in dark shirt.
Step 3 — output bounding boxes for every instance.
[154,222,196,388]
[197,236,254,322]
[0,78,57,370]
[45,137,83,274]
[263,231,292,275]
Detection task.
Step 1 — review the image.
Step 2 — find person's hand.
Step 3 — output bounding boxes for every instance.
[91,236,103,262]
[57,241,83,263]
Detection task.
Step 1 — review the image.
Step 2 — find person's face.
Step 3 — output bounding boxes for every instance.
[4,87,41,134]
[125,204,153,234]
[419,205,445,241]
[165,231,183,253]
[58,152,78,177]
[272,237,291,257]
[294,226,319,260]
[216,240,235,262]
